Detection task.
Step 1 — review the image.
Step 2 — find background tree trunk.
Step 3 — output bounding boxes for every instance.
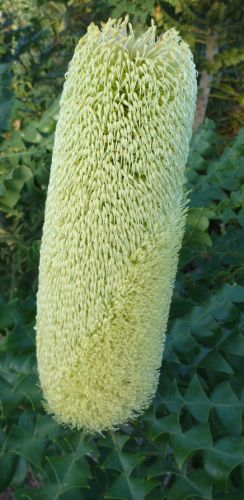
[193,29,218,132]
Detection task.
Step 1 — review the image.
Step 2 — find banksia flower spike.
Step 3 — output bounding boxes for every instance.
[36,17,197,433]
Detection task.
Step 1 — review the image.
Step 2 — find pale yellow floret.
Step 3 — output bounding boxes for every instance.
[36,17,197,433]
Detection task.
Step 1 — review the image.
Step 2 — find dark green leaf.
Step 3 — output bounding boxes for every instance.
[171,424,212,468]
[184,375,212,423]
[105,474,158,500]
[0,451,18,491]
[211,382,242,435]
[203,437,244,489]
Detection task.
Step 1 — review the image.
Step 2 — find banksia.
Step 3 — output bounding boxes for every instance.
[36,18,197,433]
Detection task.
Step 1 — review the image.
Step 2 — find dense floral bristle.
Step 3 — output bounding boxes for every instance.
[36,18,197,432]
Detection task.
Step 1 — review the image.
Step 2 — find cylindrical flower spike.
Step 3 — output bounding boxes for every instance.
[36,18,197,433]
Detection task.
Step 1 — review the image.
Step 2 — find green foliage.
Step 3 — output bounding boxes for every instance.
[1,1,244,498]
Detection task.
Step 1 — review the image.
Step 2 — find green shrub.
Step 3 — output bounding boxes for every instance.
[0,2,243,498]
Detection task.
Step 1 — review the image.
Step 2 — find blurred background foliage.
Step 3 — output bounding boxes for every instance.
[0,0,244,499]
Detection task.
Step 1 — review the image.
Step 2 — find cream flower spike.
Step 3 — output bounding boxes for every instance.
[36,17,197,433]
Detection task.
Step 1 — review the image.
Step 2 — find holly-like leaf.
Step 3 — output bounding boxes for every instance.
[160,380,183,414]
[171,424,212,469]
[199,349,234,374]
[203,437,244,489]
[44,454,91,490]
[102,450,144,476]
[211,382,243,436]
[145,413,181,442]
[105,474,158,500]
[184,375,212,424]
[168,470,213,500]
[5,425,46,469]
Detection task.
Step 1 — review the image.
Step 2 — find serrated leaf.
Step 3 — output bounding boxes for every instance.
[0,375,24,416]
[211,382,242,435]
[168,470,213,500]
[100,433,129,450]
[102,450,143,476]
[171,424,212,469]
[0,326,35,353]
[203,437,244,489]
[221,333,244,356]
[12,373,41,410]
[34,415,62,440]
[205,292,238,323]
[57,432,93,459]
[184,375,211,423]
[0,300,26,329]
[187,306,218,337]
[160,380,183,413]
[44,454,90,490]
[105,474,158,500]
[5,425,46,469]
[199,349,234,374]
[145,413,181,441]
[146,458,176,480]
[169,319,200,359]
